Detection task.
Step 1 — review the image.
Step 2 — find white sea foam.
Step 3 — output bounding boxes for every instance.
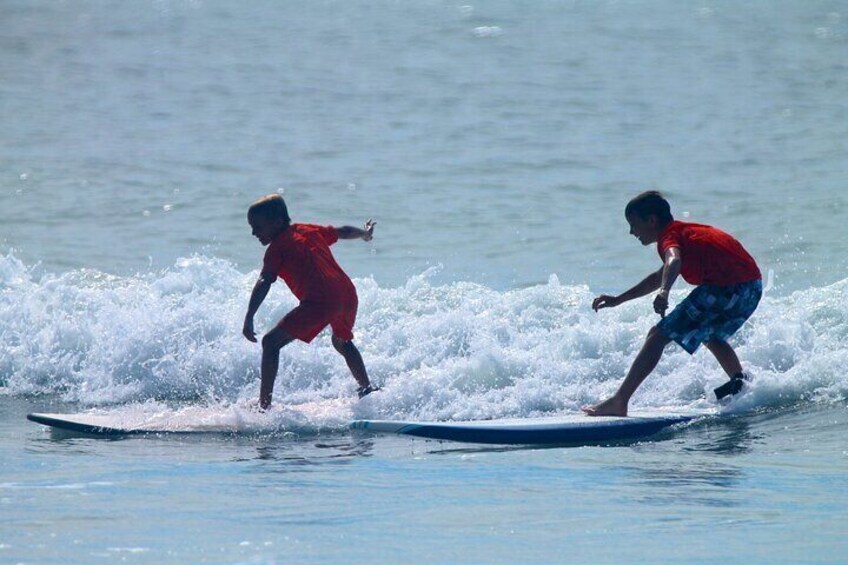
[3,253,846,428]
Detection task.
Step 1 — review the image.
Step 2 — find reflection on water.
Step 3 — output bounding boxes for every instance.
[419,438,648,457]
[684,416,756,456]
[238,437,376,468]
[622,458,746,508]
[618,416,779,509]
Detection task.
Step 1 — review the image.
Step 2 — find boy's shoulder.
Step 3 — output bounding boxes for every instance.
[660,220,747,253]
[289,223,339,246]
[667,219,713,231]
[290,222,334,231]
[662,220,721,238]
[658,220,714,252]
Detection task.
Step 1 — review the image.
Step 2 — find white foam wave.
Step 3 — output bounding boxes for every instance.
[2,253,846,423]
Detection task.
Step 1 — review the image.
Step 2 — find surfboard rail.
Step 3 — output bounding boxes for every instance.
[350,414,698,445]
[27,410,702,444]
[26,412,261,436]
[27,413,149,436]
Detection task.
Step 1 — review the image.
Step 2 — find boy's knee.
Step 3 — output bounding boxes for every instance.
[261,333,279,350]
[705,339,735,355]
[262,329,291,350]
[332,335,351,354]
[647,325,671,345]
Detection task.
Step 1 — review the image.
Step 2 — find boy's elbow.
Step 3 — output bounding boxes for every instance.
[257,273,275,288]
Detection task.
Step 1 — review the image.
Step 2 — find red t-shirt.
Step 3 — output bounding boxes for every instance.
[262,224,356,302]
[657,221,761,286]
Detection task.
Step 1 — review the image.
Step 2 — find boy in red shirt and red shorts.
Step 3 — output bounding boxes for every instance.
[242,194,378,410]
[584,191,762,417]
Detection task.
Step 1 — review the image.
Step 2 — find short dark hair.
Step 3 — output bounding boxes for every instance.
[248,194,291,224]
[625,191,673,224]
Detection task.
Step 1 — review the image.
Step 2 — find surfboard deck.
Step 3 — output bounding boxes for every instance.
[28,408,704,444]
[27,412,155,436]
[350,412,701,445]
[26,398,353,437]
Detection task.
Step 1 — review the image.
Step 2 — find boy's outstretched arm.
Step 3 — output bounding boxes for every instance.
[592,267,664,311]
[336,219,376,241]
[242,273,275,342]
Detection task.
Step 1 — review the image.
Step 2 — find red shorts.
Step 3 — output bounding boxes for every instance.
[277,296,357,343]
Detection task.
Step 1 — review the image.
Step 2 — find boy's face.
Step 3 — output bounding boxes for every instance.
[248,214,285,246]
[626,213,661,246]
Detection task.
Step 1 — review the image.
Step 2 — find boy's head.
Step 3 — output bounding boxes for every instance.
[624,191,674,246]
[248,194,291,246]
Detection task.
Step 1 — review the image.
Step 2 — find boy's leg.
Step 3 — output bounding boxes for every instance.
[704,339,743,377]
[583,326,671,417]
[331,335,370,389]
[703,280,762,399]
[260,327,295,409]
[707,338,751,399]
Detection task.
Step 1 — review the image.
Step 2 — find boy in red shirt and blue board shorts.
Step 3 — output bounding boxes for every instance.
[584,191,762,417]
[242,194,378,410]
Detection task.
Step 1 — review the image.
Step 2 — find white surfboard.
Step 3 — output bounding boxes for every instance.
[27,412,190,436]
[27,398,353,436]
[28,407,706,445]
[350,411,703,445]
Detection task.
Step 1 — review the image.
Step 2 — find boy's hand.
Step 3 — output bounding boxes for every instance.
[242,317,257,342]
[653,290,669,317]
[592,294,621,311]
[362,219,376,241]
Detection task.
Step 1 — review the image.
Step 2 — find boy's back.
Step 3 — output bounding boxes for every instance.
[262,223,356,303]
[658,220,761,286]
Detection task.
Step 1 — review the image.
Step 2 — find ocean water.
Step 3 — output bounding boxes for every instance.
[2,1,847,563]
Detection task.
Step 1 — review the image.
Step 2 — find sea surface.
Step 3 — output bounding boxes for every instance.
[2,1,847,563]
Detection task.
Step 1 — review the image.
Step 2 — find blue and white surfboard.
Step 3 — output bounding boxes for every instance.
[350,412,700,445]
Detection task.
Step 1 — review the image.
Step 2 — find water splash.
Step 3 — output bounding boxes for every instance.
[2,253,846,425]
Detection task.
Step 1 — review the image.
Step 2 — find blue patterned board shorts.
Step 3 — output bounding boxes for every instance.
[658,279,762,354]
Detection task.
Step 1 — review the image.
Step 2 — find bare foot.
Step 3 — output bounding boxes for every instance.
[582,396,628,417]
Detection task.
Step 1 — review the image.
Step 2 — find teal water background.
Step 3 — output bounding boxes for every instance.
[2,1,847,562]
